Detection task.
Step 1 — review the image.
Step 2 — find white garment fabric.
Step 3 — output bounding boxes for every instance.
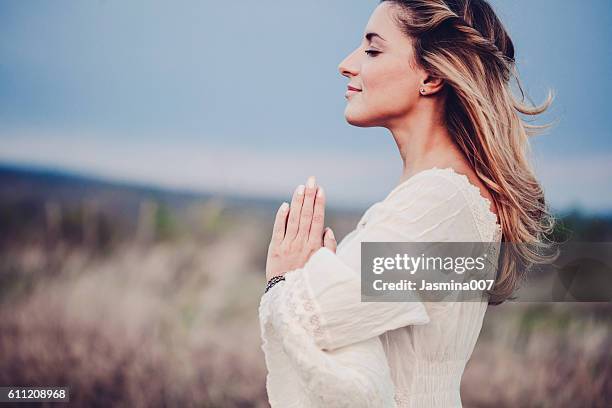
[258,167,503,407]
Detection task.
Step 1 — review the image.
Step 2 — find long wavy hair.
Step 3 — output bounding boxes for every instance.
[380,0,558,304]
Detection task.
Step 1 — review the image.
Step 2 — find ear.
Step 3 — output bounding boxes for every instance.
[422,74,445,95]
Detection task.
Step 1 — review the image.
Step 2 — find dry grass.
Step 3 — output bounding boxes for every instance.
[462,303,611,407]
[0,207,610,407]
[0,214,271,407]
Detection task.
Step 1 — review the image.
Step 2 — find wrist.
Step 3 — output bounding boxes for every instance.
[265,275,285,294]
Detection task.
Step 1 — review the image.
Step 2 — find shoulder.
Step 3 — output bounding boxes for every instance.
[383,167,470,210]
[371,167,499,241]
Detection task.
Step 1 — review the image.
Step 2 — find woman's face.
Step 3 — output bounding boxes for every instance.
[338,2,424,128]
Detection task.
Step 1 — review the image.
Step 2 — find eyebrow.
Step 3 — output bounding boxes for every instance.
[365,32,386,42]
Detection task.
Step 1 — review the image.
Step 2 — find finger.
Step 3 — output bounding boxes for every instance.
[271,202,289,246]
[308,186,325,245]
[285,184,305,241]
[323,227,337,253]
[297,176,317,242]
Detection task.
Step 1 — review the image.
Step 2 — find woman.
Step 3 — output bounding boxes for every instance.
[259,0,555,406]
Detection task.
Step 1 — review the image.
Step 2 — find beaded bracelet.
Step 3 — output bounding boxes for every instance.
[265,275,285,294]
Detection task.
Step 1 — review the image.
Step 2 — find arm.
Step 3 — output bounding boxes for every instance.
[257,212,438,407]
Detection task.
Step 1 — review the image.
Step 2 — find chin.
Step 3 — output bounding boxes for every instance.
[344,109,378,127]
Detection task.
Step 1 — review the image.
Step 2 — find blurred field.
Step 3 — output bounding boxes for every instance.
[0,166,611,407]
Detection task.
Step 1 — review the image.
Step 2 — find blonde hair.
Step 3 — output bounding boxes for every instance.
[381,0,558,304]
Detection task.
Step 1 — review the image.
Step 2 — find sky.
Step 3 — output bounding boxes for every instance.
[1,0,611,213]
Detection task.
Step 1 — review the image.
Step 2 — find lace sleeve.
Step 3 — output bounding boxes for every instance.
[259,268,399,407]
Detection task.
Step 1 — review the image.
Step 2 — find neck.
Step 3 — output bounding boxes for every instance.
[388,103,464,185]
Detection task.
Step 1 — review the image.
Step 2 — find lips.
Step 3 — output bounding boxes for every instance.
[345,85,362,99]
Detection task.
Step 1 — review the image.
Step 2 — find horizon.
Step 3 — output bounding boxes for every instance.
[1,160,609,218]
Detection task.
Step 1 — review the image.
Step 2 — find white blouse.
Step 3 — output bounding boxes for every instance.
[258,167,503,407]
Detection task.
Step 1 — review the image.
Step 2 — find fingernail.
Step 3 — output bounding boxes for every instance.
[295,184,305,195]
[317,186,324,198]
[280,202,289,212]
[327,228,334,239]
[307,176,316,188]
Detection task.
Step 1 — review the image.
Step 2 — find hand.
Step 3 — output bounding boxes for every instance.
[266,176,337,282]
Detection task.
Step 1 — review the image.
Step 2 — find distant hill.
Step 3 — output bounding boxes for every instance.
[0,162,365,248]
[0,162,299,216]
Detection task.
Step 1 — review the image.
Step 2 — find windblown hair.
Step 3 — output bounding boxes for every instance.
[381,0,558,304]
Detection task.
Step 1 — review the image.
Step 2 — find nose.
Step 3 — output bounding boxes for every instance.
[338,48,359,79]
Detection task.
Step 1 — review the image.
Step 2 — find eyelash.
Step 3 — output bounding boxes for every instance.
[365,49,381,57]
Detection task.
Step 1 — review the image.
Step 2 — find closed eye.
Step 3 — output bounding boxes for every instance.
[365,50,381,57]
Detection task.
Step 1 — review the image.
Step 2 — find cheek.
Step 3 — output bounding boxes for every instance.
[347,59,419,124]
[364,62,417,110]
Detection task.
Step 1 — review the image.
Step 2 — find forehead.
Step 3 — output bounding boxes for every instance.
[364,2,404,40]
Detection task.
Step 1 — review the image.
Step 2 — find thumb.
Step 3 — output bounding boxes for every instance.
[323,227,337,253]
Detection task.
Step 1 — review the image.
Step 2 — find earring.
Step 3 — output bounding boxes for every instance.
[420,87,425,94]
